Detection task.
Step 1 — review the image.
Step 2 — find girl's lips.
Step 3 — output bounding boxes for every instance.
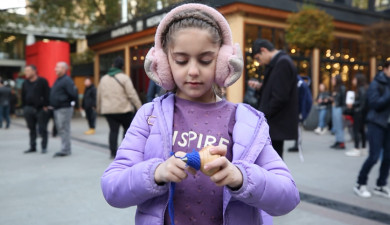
[186,82,202,86]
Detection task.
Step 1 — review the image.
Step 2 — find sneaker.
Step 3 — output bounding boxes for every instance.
[373,186,390,198]
[353,185,372,198]
[314,127,321,134]
[84,128,95,135]
[331,142,345,150]
[320,127,328,135]
[345,148,361,157]
[288,147,299,152]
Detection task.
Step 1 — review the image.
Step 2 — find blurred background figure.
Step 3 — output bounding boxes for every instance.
[345,73,368,157]
[22,65,50,154]
[146,80,164,103]
[249,39,299,159]
[314,83,332,135]
[353,60,390,198]
[330,75,346,150]
[50,62,78,157]
[0,78,11,129]
[81,77,97,135]
[97,56,142,159]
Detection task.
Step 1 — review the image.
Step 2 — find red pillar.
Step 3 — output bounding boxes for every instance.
[26,41,70,87]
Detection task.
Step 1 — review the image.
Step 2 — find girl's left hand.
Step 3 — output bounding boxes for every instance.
[203,146,243,189]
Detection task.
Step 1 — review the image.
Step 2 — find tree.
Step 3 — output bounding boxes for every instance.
[285,5,334,51]
[0,0,183,35]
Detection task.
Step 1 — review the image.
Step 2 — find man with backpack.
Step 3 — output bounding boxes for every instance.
[248,39,299,159]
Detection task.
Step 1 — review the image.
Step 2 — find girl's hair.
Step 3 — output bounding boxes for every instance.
[354,73,366,88]
[333,74,343,91]
[161,9,223,53]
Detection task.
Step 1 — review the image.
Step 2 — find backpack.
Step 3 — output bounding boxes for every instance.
[297,75,313,121]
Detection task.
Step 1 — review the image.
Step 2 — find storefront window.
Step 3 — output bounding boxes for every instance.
[320,37,369,92]
[99,50,125,77]
[244,24,311,84]
[130,44,153,103]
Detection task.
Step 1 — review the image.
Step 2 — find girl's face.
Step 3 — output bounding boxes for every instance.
[168,28,220,103]
[319,84,325,92]
[352,77,357,87]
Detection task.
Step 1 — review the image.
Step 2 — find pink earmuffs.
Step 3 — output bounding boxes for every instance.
[144,3,244,90]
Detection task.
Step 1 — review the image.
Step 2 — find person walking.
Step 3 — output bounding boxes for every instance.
[248,39,299,159]
[21,65,50,153]
[97,56,142,159]
[81,77,97,135]
[50,62,78,157]
[330,75,346,149]
[0,78,11,129]
[314,83,332,135]
[353,61,390,198]
[345,73,368,157]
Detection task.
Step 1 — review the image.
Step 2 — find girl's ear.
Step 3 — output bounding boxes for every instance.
[144,47,175,90]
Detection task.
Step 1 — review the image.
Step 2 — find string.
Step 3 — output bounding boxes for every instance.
[168,149,201,225]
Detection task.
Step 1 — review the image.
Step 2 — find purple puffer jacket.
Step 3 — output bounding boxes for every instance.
[101,93,300,225]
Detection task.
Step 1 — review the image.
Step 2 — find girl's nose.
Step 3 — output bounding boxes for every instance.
[188,61,199,77]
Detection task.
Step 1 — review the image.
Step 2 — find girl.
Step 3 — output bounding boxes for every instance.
[345,74,368,156]
[101,3,300,225]
[314,83,331,135]
[330,75,346,149]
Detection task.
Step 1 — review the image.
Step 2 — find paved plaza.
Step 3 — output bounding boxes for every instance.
[0,116,389,225]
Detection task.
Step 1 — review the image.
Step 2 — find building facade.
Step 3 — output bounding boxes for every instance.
[87,0,390,103]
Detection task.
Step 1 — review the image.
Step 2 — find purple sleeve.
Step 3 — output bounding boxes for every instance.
[101,104,168,208]
[230,141,300,216]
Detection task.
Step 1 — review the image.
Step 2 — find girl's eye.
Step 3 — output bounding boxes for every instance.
[175,60,187,65]
[199,60,212,65]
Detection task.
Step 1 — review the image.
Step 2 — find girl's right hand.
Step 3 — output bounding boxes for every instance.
[154,151,189,184]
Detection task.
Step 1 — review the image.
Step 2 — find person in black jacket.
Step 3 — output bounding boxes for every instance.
[81,77,96,135]
[50,62,78,157]
[248,39,299,159]
[22,65,50,154]
[345,73,367,157]
[353,60,390,198]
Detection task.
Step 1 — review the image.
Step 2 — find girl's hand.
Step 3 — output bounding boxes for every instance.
[154,151,189,184]
[204,146,243,189]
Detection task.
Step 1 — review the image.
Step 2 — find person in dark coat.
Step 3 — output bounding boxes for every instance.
[50,62,78,157]
[353,60,390,198]
[22,65,51,153]
[248,39,299,159]
[345,73,368,157]
[0,78,11,129]
[81,77,97,135]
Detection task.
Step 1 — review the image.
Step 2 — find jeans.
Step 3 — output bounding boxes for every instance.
[0,104,10,128]
[105,112,134,157]
[85,108,96,129]
[357,123,390,186]
[54,107,73,154]
[318,107,327,129]
[332,106,344,143]
[24,106,50,150]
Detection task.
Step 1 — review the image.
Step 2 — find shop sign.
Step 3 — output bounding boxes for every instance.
[111,25,134,38]
[146,13,167,28]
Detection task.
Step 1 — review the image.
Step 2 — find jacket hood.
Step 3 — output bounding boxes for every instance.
[375,72,390,84]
